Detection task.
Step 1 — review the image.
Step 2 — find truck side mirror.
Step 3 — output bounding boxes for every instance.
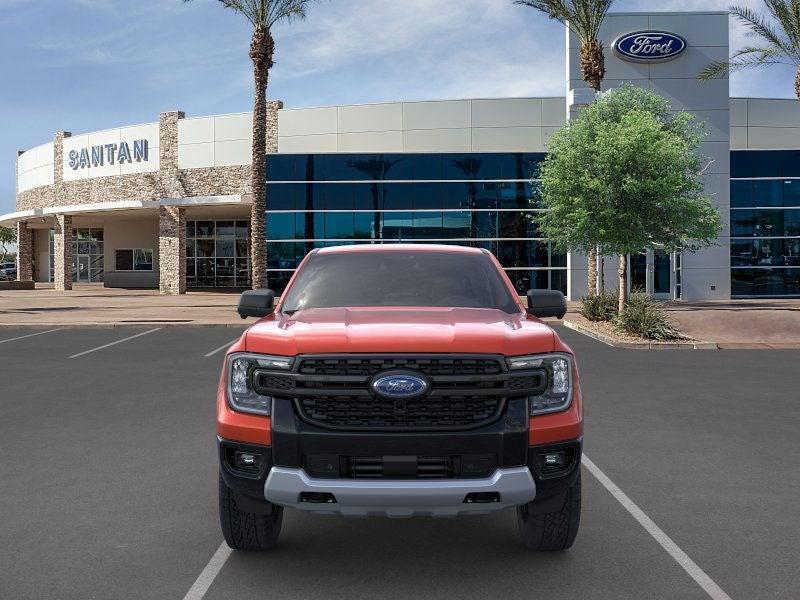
[526,289,567,319]
[237,289,276,319]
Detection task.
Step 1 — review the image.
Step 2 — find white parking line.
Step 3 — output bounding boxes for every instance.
[583,454,733,600]
[0,328,63,345]
[68,328,162,359]
[204,338,240,358]
[182,542,232,600]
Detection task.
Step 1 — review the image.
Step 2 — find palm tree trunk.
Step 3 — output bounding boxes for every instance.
[618,254,628,314]
[796,67,800,102]
[580,39,603,296]
[580,40,605,93]
[249,29,274,290]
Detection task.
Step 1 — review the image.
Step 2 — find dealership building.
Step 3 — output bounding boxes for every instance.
[3,10,800,299]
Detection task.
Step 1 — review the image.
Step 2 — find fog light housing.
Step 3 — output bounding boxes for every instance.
[233,450,262,474]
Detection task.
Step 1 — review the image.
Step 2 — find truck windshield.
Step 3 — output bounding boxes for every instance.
[281,251,519,314]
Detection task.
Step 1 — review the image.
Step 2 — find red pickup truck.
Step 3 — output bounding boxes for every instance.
[217,244,583,551]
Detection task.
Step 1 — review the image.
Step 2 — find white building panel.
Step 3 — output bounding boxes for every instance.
[729,99,748,127]
[214,139,250,167]
[403,100,471,130]
[747,98,800,128]
[338,130,403,152]
[541,98,566,127]
[402,128,471,153]
[338,103,403,133]
[471,98,542,128]
[472,127,543,152]
[178,141,214,170]
[278,134,338,153]
[214,113,252,142]
[278,107,338,137]
[179,116,214,144]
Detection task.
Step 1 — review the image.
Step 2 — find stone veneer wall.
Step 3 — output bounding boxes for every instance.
[16,102,283,211]
[15,222,33,282]
[158,206,186,295]
[15,102,282,293]
[53,214,73,291]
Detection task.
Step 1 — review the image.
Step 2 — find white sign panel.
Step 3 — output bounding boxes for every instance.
[62,123,159,182]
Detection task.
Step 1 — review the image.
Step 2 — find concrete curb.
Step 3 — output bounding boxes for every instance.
[561,320,718,350]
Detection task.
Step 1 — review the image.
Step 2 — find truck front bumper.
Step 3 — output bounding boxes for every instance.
[264,465,536,517]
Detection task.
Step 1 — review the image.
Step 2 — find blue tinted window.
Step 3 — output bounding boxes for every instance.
[474,212,498,238]
[324,183,353,210]
[325,212,354,238]
[730,151,754,178]
[412,182,443,209]
[267,184,299,210]
[266,213,295,240]
[382,183,414,210]
[382,212,413,239]
[732,268,800,296]
[353,183,379,210]
[442,211,472,237]
[355,213,376,239]
[783,180,800,207]
[730,210,753,237]
[754,151,783,177]
[412,212,443,238]
[441,183,470,209]
[266,155,296,181]
[730,181,753,208]
[754,180,783,207]
[412,155,442,180]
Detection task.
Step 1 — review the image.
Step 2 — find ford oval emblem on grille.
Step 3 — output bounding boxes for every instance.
[370,372,429,400]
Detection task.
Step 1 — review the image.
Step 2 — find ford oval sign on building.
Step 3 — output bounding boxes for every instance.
[613,31,687,62]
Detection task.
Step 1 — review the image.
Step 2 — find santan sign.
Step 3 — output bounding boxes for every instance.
[613,31,687,62]
[68,139,149,170]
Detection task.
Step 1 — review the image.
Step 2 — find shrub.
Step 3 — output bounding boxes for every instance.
[614,293,684,340]
[580,290,619,322]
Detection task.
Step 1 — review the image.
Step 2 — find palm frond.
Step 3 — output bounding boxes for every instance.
[699,46,789,80]
[515,0,616,43]
[764,0,800,46]
[730,5,800,64]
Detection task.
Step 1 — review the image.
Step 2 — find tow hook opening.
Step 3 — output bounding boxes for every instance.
[463,492,500,504]
[300,492,337,504]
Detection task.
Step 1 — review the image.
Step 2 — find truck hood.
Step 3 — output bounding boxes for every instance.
[244,307,556,356]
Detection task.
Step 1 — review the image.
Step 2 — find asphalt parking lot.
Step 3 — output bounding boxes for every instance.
[1,325,798,599]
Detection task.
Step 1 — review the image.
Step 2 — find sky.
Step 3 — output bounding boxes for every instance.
[0,0,797,216]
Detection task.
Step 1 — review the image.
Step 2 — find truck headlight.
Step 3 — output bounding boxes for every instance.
[226,353,293,416]
[507,353,574,416]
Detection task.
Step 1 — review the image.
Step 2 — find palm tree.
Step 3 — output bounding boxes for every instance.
[699,2,800,101]
[185,0,313,289]
[515,0,615,295]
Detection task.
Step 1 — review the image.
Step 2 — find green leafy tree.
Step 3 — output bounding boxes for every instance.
[699,2,800,100]
[536,85,722,313]
[0,226,15,263]
[515,0,616,295]
[184,0,314,289]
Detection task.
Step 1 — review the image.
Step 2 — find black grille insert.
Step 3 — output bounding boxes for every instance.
[297,395,502,431]
[253,354,547,432]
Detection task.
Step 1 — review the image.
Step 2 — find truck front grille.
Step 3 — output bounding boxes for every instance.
[252,354,547,432]
[298,395,502,430]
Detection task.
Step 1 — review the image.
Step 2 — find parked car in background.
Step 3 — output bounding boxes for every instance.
[0,262,16,281]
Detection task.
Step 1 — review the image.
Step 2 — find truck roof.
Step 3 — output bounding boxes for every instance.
[315,244,484,255]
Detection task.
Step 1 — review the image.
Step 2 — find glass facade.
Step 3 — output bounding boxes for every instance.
[186,220,251,288]
[264,153,567,294]
[731,151,800,297]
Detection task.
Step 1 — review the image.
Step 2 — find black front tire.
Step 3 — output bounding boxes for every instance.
[517,470,581,551]
[219,473,283,551]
